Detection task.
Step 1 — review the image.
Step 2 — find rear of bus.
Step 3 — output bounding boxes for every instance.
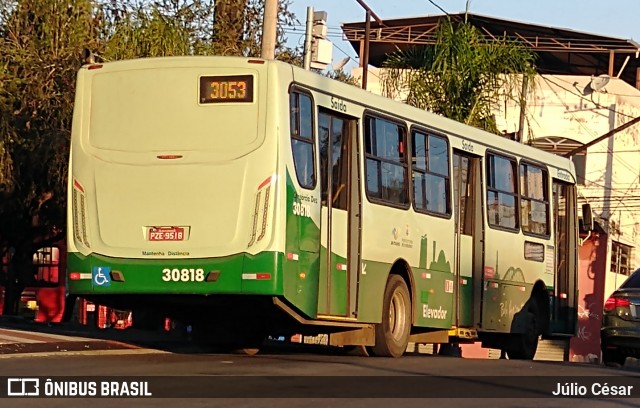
[67,57,286,318]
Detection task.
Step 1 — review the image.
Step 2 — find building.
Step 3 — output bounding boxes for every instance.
[341,13,640,362]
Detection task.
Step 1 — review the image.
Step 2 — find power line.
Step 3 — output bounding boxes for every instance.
[539,75,639,173]
[550,75,640,99]
[543,75,636,120]
[426,0,449,16]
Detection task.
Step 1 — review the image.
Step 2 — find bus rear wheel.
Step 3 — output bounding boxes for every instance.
[369,275,411,358]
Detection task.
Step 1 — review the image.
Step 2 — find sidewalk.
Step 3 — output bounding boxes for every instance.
[0,315,183,355]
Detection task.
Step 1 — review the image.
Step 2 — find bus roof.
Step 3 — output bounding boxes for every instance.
[281,59,576,177]
[79,56,576,177]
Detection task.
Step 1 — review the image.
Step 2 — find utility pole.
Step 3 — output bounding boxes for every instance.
[303,7,313,70]
[354,0,384,90]
[302,9,331,70]
[261,0,278,59]
[362,11,370,90]
[516,76,529,143]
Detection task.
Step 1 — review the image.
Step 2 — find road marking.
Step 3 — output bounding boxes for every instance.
[0,328,93,344]
[0,348,168,359]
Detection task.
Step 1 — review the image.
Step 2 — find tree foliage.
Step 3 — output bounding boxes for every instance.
[325,68,359,86]
[0,0,300,314]
[381,17,536,133]
[0,0,96,230]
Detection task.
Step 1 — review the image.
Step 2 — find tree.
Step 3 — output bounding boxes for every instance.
[0,0,302,315]
[381,16,536,134]
[213,0,247,55]
[325,68,359,86]
[242,0,299,61]
[99,0,300,61]
[0,0,97,314]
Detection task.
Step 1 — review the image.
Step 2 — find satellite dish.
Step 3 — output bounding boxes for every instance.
[333,57,351,71]
[589,74,610,92]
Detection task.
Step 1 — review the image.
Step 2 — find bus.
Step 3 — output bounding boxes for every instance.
[67,56,581,358]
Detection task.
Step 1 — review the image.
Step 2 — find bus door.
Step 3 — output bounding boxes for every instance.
[452,150,484,328]
[550,181,577,334]
[317,110,360,318]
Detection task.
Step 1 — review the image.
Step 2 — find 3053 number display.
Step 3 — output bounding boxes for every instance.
[199,75,253,103]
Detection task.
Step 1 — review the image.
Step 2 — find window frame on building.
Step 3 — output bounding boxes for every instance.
[611,241,633,276]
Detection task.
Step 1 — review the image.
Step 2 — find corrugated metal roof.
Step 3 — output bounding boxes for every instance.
[342,12,640,88]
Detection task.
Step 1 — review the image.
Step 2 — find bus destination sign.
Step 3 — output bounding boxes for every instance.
[199,75,254,104]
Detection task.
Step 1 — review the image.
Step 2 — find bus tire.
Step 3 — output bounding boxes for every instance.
[601,347,626,367]
[369,275,411,358]
[506,299,539,360]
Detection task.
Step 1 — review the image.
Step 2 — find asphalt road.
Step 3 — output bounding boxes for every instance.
[0,319,639,407]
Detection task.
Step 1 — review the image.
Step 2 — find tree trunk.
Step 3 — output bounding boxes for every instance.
[213,0,248,55]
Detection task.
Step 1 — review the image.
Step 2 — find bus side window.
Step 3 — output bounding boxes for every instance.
[364,116,409,206]
[520,162,549,236]
[486,153,518,230]
[411,131,450,215]
[290,92,315,189]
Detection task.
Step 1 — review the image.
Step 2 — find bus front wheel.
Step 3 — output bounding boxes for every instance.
[369,275,411,358]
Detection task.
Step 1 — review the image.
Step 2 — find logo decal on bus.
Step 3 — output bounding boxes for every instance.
[422,304,448,320]
[92,266,111,287]
[391,226,413,248]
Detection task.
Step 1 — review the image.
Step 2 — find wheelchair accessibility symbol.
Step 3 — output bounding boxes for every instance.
[92,266,111,287]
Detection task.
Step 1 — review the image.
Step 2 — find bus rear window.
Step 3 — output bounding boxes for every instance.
[88,68,260,153]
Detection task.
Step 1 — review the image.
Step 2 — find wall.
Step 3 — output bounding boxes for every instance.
[569,233,607,363]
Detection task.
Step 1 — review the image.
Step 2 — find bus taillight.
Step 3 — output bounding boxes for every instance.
[69,272,81,281]
[241,273,271,280]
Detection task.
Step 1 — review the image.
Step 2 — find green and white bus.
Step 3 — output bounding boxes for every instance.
[67,56,580,358]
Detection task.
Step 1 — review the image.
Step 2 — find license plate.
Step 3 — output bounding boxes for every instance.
[148,227,185,241]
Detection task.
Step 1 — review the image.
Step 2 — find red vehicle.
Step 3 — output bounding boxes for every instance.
[32,245,67,323]
[0,244,67,322]
[2,243,134,330]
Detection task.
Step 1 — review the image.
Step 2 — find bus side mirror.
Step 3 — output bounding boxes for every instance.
[582,203,593,232]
